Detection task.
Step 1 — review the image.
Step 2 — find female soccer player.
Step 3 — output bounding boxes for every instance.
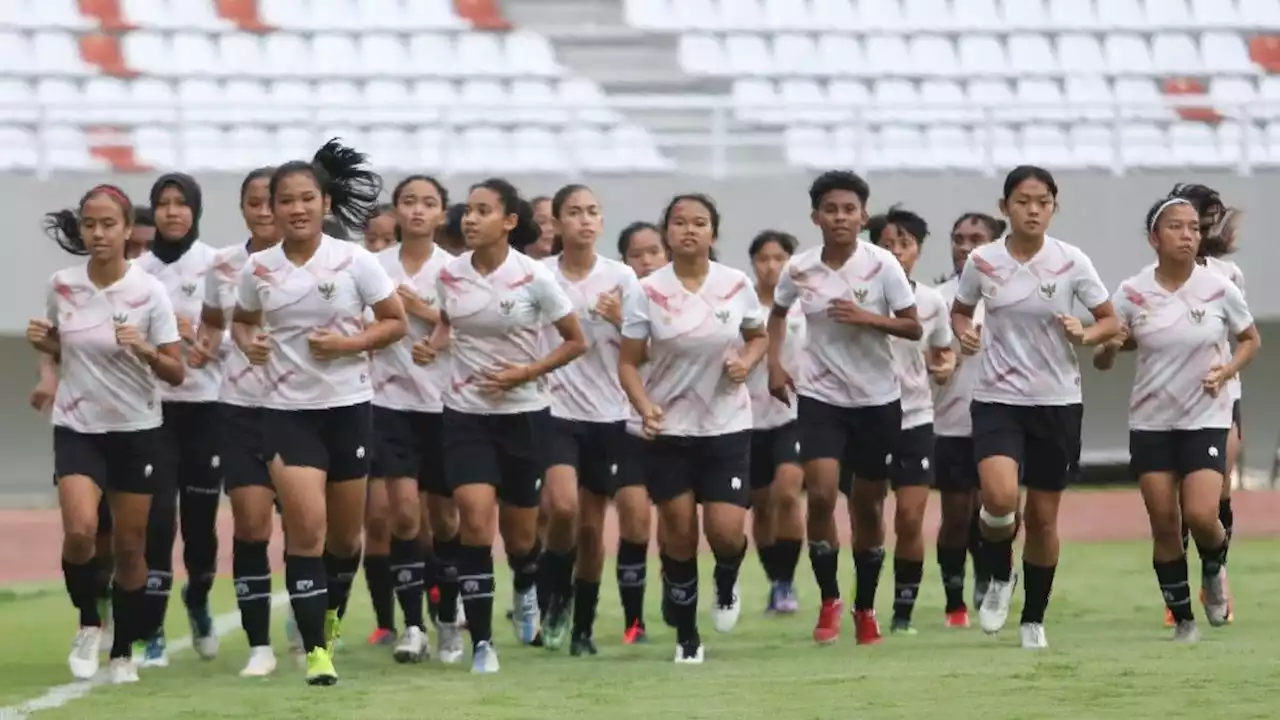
[35,185,185,683]
[767,171,920,647]
[193,166,283,677]
[745,230,806,615]
[951,165,1120,649]
[233,139,406,685]
[133,172,223,667]
[527,195,557,259]
[871,208,955,634]
[363,204,397,253]
[933,212,1004,627]
[420,178,586,673]
[536,185,643,656]
[369,174,462,664]
[619,193,766,664]
[1094,195,1258,640]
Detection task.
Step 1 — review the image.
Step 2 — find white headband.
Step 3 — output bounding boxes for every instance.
[1149,197,1193,234]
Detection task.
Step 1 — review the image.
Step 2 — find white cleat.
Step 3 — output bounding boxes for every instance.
[393,626,431,664]
[674,642,705,664]
[712,584,742,633]
[470,641,500,674]
[511,586,541,645]
[239,646,278,677]
[1172,620,1200,644]
[68,627,102,680]
[1019,622,1048,649]
[109,657,140,684]
[1202,569,1231,627]
[978,572,1018,634]
[437,622,465,665]
[192,633,220,661]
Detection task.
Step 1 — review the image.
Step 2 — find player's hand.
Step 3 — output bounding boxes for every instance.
[767,362,795,406]
[959,324,982,356]
[723,353,749,384]
[1057,313,1086,346]
[1104,323,1129,351]
[176,314,197,344]
[307,330,355,360]
[475,359,531,393]
[827,299,872,326]
[594,290,623,328]
[26,318,54,346]
[640,404,664,439]
[242,332,271,366]
[397,285,434,319]
[29,378,55,412]
[411,337,438,365]
[1203,365,1232,397]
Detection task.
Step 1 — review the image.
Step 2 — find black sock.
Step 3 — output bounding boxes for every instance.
[891,557,923,623]
[143,489,177,640]
[109,584,145,659]
[1219,498,1234,564]
[508,540,542,595]
[179,487,220,610]
[1180,522,1191,555]
[63,558,102,627]
[774,539,802,584]
[285,554,328,652]
[360,553,393,629]
[661,555,699,646]
[983,535,1015,583]
[937,544,968,612]
[434,535,461,625]
[713,540,747,606]
[756,543,777,582]
[853,547,885,612]
[1195,539,1228,580]
[809,541,840,601]
[458,544,495,648]
[968,508,989,583]
[572,579,600,638]
[232,539,272,647]
[616,539,648,628]
[422,544,440,623]
[1019,561,1056,624]
[390,536,425,629]
[1154,556,1194,622]
[325,551,361,615]
[545,547,577,608]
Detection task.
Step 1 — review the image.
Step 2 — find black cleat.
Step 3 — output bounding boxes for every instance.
[569,634,598,656]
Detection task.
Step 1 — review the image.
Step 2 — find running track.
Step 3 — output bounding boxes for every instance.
[3,490,1280,585]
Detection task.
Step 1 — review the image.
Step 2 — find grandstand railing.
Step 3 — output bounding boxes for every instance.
[9,94,1276,178]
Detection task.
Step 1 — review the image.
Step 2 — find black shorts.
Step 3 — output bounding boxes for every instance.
[372,407,448,496]
[261,402,373,483]
[644,431,751,508]
[934,435,979,493]
[441,407,548,508]
[798,396,901,484]
[53,425,171,495]
[545,417,625,497]
[887,423,934,490]
[1130,428,1230,479]
[220,403,271,492]
[749,421,801,491]
[1231,399,1242,430]
[615,431,647,492]
[162,402,223,494]
[970,401,1082,492]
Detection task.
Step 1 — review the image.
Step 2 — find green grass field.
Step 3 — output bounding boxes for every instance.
[3,540,1279,720]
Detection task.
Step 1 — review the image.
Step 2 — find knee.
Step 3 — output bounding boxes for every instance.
[429,502,459,539]
[1182,505,1219,536]
[894,506,925,542]
[807,485,839,516]
[391,505,420,539]
[233,514,273,543]
[63,529,97,562]
[1022,508,1056,538]
[774,485,802,516]
[544,490,578,529]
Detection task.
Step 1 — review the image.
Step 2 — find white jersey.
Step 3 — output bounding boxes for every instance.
[890,282,953,430]
[236,235,396,411]
[1114,266,1252,431]
[774,242,915,409]
[1200,256,1245,402]
[47,263,181,433]
[749,300,805,431]
[541,255,642,423]
[135,242,221,403]
[955,237,1110,406]
[932,275,986,437]
[371,245,453,413]
[621,262,765,437]
[437,249,575,416]
[206,244,267,407]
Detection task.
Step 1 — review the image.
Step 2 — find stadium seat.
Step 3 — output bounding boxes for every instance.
[731,78,778,123]
[505,31,561,77]
[1008,33,1059,75]
[1004,0,1051,30]
[1070,123,1114,168]
[816,34,865,76]
[1056,33,1107,75]
[717,0,766,31]
[725,34,772,76]
[1047,0,1101,31]
[0,125,39,170]
[911,35,960,77]
[918,79,975,122]
[33,31,92,76]
[773,34,819,77]
[358,33,411,78]
[1145,0,1194,30]
[1202,32,1257,74]
[928,125,983,168]
[958,35,1010,77]
[624,0,673,30]
[407,34,457,75]
[510,79,568,124]
[810,0,857,29]
[1097,0,1146,30]
[865,35,912,78]
[762,0,813,30]
[673,0,719,30]
[559,77,625,124]
[41,125,101,171]
[1240,0,1280,29]
[860,0,906,32]
[1151,33,1203,75]
[35,78,80,123]
[953,0,1001,31]
[1104,34,1155,75]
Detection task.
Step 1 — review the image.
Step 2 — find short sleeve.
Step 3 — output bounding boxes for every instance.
[954,256,982,306]
[1222,282,1254,335]
[620,281,651,341]
[531,263,574,324]
[351,248,397,307]
[147,281,181,346]
[1071,251,1110,310]
[926,292,953,348]
[738,272,766,330]
[618,267,645,320]
[204,254,230,309]
[236,261,262,313]
[1110,285,1137,326]
[1232,264,1246,296]
[881,259,916,313]
[774,262,799,309]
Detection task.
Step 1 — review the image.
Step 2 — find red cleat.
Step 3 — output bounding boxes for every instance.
[853,609,882,645]
[366,627,395,646]
[945,608,971,629]
[813,598,843,645]
[1163,607,1176,628]
[622,620,647,645]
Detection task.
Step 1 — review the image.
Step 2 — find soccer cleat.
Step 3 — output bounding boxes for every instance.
[1163,607,1176,628]
[1172,619,1200,643]
[570,633,598,657]
[393,626,430,664]
[889,618,917,636]
[68,626,102,680]
[542,595,571,651]
[304,647,337,686]
[240,646,278,677]
[622,620,647,645]
[712,583,742,633]
[978,572,1018,635]
[436,622,465,664]
[285,608,304,655]
[366,627,396,646]
[511,586,542,646]
[1201,568,1231,627]
[136,631,169,668]
[945,608,971,629]
[813,598,843,645]
[471,641,500,674]
[108,657,140,684]
[674,639,704,664]
[853,609,883,645]
[183,585,219,660]
[772,581,800,614]
[1019,622,1048,649]
[323,610,343,654]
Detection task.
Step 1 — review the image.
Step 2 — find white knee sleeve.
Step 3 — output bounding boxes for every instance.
[980,506,1017,529]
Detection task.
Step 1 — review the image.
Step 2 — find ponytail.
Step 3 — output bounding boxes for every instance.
[469,178,540,251]
[44,184,135,257]
[269,138,382,235]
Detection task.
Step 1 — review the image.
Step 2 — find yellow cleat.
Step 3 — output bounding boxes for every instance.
[305,647,337,686]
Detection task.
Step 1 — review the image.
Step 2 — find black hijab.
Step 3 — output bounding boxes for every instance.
[149,172,203,264]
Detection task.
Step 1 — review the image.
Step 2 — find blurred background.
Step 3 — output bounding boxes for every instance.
[1,0,1278,504]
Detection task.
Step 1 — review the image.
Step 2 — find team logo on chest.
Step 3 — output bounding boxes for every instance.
[1189,308,1205,324]
[1038,282,1057,300]
[499,299,515,316]
[181,282,197,297]
[112,312,129,325]
[715,309,730,324]
[317,282,336,302]
[852,288,869,304]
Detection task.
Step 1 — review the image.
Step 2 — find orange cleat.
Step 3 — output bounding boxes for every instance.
[813,598,843,645]
[1163,607,1176,628]
[622,620,647,645]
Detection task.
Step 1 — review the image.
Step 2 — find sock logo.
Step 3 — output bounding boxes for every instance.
[235,581,250,596]
[295,579,314,592]
[462,579,479,593]
[397,569,412,584]
[621,570,638,583]
[670,587,688,602]
[146,575,162,590]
